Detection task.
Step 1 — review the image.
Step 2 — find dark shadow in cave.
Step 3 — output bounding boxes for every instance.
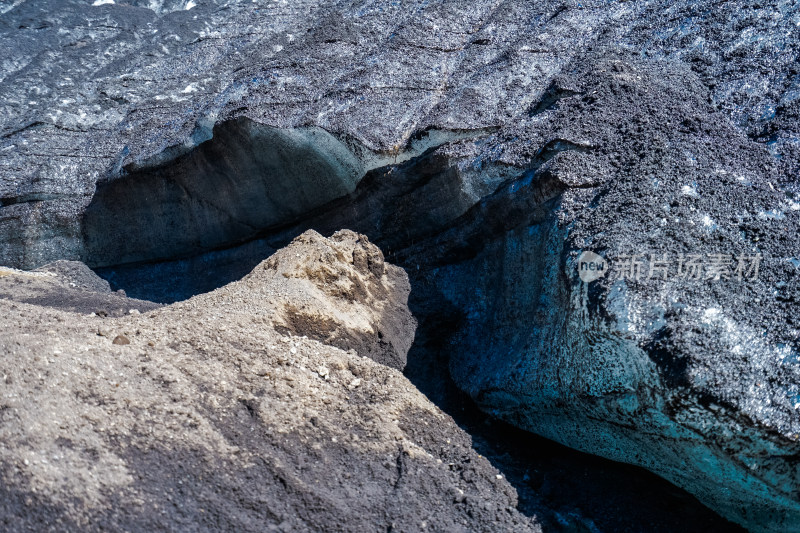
[81,121,744,531]
[403,280,744,532]
[83,117,364,270]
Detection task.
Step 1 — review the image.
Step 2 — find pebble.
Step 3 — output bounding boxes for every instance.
[112,335,130,345]
[449,486,465,503]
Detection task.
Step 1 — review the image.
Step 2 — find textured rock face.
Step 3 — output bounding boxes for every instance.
[2,1,800,531]
[247,229,416,371]
[429,56,800,532]
[0,231,538,532]
[1,0,797,269]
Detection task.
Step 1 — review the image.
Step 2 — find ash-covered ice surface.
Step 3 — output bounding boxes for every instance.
[1,0,799,531]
